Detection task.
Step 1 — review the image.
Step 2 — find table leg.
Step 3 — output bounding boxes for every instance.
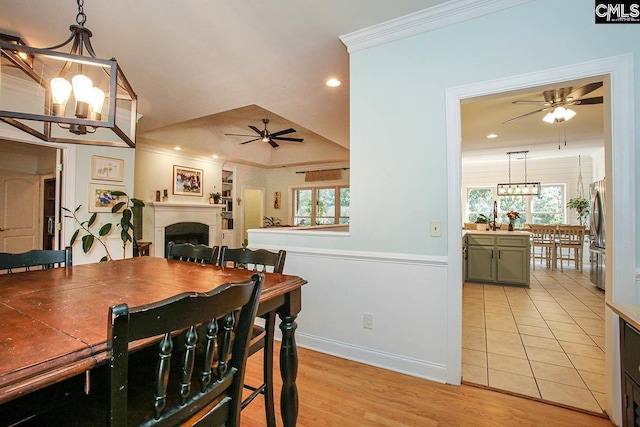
[278,313,299,427]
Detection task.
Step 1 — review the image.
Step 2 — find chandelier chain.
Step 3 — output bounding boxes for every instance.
[76,0,87,26]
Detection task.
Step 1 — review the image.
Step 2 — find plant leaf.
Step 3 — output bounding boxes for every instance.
[132,198,145,207]
[74,205,82,213]
[99,223,112,236]
[82,234,94,253]
[99,256,109,262]
[122,209,132,222]
[110,191,126,197]
[111,202,126,213]
[61,207,70,213]
[88,213,97,227]
[121,229,131,243]
[70,229,79,245]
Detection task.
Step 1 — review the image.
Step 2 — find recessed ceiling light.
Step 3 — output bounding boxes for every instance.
[212,154,218,159]
[173,146,182,151]
[487,134,498,139]
[325,78,341,87]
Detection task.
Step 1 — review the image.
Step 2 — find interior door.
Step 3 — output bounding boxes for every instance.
[242,188,264,244]
[0,170,40,252]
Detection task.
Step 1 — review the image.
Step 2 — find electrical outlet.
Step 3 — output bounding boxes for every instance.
[430,220,442,237]
[363,313,374,330]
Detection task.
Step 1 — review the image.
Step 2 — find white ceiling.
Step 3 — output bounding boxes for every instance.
[461,76,605,164]
[1,1,605,167]
[0,0,447,166]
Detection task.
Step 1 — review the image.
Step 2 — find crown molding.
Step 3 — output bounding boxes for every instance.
[339,0,533,53]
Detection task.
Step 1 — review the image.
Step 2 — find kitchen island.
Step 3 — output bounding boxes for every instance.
[464,230,531,287]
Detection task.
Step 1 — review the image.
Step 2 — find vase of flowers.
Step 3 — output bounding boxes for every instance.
[506,210,520,231]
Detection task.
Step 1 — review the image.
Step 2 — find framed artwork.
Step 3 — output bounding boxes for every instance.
[173,165,203,196]
[88,184,126,212]
[91,155,124,181]
[274,191,281,209]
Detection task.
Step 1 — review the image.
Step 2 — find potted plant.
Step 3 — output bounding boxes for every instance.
[474,214,490,230]
[209,192,221,204]
[63,191,145,261]
[567,196,590,226]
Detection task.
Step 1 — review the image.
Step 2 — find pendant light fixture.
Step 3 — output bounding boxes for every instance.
[0,0,137,147]
[497,150,541,196]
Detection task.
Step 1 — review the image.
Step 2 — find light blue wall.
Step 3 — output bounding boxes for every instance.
[349,0,639,256]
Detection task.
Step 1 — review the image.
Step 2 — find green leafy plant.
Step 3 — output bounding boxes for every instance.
[209,191,221,203]
[63,191,145,261]
[263,216,281,227]
[567,196,590,225]
[474,214,490,224]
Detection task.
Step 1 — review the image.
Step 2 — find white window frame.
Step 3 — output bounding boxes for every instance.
[292,185,350,226]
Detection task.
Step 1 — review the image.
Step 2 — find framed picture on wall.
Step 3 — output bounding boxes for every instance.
[88,184,126,212]
[91,155,124,181]
[274,191,281,209]
[173,165,203,196]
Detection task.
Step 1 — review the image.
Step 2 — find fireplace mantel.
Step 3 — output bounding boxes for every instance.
[151,202,223,257]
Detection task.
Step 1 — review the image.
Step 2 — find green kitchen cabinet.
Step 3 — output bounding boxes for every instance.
[465,232,530,287]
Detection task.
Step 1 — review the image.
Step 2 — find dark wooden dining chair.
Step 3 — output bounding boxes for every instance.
[219,246,286,427]
[166,241,219,264]
[0,247,72,273]
[42,274,264,426]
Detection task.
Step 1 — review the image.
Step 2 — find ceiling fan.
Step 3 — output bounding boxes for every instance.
[502,82,603,124]
[225,118,304,148]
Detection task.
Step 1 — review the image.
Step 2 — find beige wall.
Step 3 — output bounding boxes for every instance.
[264,163,350,225]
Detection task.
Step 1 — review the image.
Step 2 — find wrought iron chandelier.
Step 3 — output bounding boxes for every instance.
[497,150,541,196]
[0,0,137,147]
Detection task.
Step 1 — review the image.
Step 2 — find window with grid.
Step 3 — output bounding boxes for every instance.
[467,187,493,222]
[531,185,564,224]
[293,186,350,226]
[498,195,527,228]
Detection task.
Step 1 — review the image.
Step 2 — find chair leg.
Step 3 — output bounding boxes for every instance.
[263,311,277,427]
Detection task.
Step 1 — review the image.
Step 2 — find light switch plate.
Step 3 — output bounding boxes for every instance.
[430,220,442,237]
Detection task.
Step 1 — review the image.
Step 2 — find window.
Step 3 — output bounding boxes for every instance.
[293,186,350,226]
[498,195,527,228]
[531,185,564,224]
[467,188,493,222]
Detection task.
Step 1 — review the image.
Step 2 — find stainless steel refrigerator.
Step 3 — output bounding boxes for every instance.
[589,179,605,290]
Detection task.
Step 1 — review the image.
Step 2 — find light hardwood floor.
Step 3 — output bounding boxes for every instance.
[241,343,613,426]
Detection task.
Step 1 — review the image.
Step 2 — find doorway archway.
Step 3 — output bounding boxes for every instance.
[445,54,635,425]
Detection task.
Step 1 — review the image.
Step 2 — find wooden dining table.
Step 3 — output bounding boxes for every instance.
[0,256,306,427]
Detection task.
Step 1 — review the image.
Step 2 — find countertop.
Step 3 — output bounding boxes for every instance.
[464,230,532,236]
[608,302,640,331]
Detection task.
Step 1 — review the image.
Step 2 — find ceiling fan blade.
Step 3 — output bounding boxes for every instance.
[502,107,550,124]
[272,136,304,142]
[571,96,603,105]
[225,133,259,137]
[269,128,296,137]
[267,138,279,148]
[240,138,260,145]
[568,82,603,100]
[512,100,549,105]
[248,125,263,136]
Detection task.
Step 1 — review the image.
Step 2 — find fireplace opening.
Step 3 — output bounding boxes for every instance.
[164,222,209,256]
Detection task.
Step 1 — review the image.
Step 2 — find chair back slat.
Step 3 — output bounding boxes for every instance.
[108,274,264,426]
[0,247,72,274]
[166,242,219,265]
[219,247,286,273]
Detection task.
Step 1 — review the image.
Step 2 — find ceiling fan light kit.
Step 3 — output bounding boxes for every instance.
[0,0,137,147]
[503,82,603,125]
[496,150,541,197]
[542,106,576,123]
[225,118,304,148]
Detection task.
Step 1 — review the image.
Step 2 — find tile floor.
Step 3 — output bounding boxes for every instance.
[462,261,606,414]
